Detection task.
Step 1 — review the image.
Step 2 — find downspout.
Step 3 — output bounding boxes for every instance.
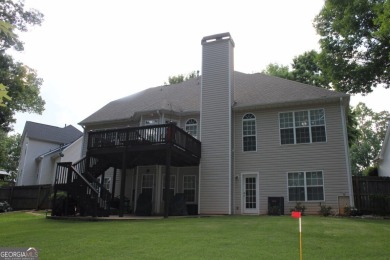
[228,54,232,215]
[340,97,354,206]
[20,141,29,186]
[37,156,43,185]
[134,166,139,212]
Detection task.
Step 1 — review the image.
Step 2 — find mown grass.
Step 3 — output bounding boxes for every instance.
[0,212,389,259]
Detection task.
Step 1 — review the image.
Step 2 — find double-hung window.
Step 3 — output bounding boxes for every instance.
[97,177,111,191]
[288,171,324,201]
[243,113,256,151]
[279,109,326,145]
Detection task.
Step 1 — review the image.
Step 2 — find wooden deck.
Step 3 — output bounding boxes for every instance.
[53,123,202,218]
[87,123,201,167]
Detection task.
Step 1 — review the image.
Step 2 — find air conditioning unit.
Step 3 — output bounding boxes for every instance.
[268,197,284,215]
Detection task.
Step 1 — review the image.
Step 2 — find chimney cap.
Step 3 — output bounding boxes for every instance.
[201,32,235,46]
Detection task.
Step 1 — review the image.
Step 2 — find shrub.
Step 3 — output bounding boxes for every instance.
[0,201,12,212]
[319,204,333,216]
[344,206,361,216]
[363,166,378,176]
[290,202,306,215]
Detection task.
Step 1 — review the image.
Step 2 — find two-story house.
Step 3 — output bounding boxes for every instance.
[55,33,353,217]
[16,121,83,186]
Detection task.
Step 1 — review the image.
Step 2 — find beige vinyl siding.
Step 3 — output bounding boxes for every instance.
[200,38,234,214]
[233,102,350,215]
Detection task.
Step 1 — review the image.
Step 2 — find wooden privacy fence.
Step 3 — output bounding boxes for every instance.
[0,185,52,210]
[353,176,390,214]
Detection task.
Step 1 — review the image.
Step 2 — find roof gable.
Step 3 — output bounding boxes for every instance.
[23,121,83,144]
[80,72,348,126]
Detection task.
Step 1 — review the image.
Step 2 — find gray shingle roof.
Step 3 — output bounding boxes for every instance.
[80,71,348,126]
[23,121,83,144]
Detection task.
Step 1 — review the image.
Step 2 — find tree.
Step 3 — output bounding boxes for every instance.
[262,63,293,80]
[291,50,331,89]
[0,0,45,132]
[164,71,198,85]
[349,103,389,175]
[0,53,44,132]
[262,51,331,88]
[0,0,43,51]
[314,0,390,94]
[0,83,11,107]
[0,130,21,182]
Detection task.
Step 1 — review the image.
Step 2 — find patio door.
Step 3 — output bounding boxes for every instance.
[241,173,259,214]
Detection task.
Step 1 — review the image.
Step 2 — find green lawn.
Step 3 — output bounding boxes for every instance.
[0,212,389,259]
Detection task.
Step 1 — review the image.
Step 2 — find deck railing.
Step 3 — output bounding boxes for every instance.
[54,160,111,216]
[87,123,201,158]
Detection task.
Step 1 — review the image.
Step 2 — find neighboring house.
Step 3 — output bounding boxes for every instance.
[378,121,390,177]
[57,33,353,217]
[16,122,83,186]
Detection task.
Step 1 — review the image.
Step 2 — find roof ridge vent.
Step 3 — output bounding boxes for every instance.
[201,32,234,46]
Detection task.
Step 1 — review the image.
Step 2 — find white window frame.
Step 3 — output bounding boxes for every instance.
[183,175,196,203]
[141,174,154,195]
[185,119,198,138]
[145,119,159,125]
[287,171,325,202]
[242,113,257,152]
[279,109,327,145]
[97,177,111,191]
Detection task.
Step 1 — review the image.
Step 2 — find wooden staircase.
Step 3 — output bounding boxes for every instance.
[53,157,111,217]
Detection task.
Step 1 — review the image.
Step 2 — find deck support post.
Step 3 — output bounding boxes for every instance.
[119,151,127,217]
[164,146,172,218]
[112,167,117,200]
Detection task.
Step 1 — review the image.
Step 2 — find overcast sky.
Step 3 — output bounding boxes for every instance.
[9,0,389,134]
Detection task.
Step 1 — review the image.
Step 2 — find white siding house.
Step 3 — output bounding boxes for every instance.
[378,121,390,177]
[16,122,83,186]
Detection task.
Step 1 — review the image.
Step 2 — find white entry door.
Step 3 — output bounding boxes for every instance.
[241,173,259,214]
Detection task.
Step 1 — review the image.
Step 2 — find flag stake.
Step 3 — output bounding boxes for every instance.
[299,217,302,260]
[292,211,302,260]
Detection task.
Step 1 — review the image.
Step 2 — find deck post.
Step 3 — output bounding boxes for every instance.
[119,151,127,217]
[164,147,172,218]
[112,167,117,200]
[65,163,72,216]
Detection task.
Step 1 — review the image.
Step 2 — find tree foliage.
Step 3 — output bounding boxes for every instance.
[0,0,43,51]
[0,130,21,182]
[349,103,389,175]
[0,53,44,132]
[262,63,293,80]
[164,71,198,85]
[0,83,11,107]
[262,51,331,89]
[314,0,390,94]
[0,0,45,132]
[291,50,331,89]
